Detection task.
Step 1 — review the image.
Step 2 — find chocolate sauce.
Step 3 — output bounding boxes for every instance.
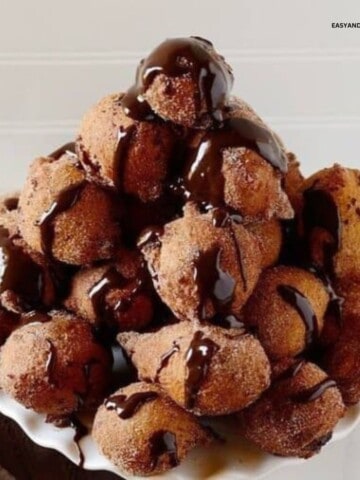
[184,331,219,409]
[49,142,76,160]
[113,123,136,190]
[193,247,236,320]
[211,207,247,290]
[48,415,88,467]
[45,339,57,386]
[183,117,287,211]
[277,284,318,348]
[292,378,337,403]
[149,430,179,470]
[105,391,158,419]
[303,187,341,275]
[4,196,19,211]
[154,342,180,382]
[211,314,246,329]
[76,140,101,177]
[307,432,333,452]
[275,359,305,382]
[36,182,86,258]
[307,265,343,328]
[88,265,146,325]
[122,37,233,123]
[0,227,44,309]
[137,226,164,249]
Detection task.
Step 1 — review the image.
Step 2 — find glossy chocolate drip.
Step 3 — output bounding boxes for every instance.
[303,187,341,275]
[137,226,164,249]
[149,430,179,470]
[122,36,233,122]
[193,246,236,320]
[277,284,318,347]
[211,314,245,329]
[4,196,19,211]
[307,265,343,328]
[45,339,57,386]
[76,139,101,177]
[211,207,247,290]
[0,227,45,309]
[36,182,86,258]
[48,415,88,467]
[292,378,337,403]
[183,117,287,211]
[155,342,180,382]
[113,120,136,190]
[184,331,219,409]
[105,391,158,419]
[88,265,145,325]
[307,432,333,452]
[122,83,155,121]
[49,142,76,160]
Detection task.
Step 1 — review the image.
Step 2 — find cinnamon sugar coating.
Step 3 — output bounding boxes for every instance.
[118,322,271,416]
[0,313,112,415]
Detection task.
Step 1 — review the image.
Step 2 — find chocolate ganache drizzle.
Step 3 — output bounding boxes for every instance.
[47,415,88,468]
[307,264,343,327]
[277,285,318,348]
[155,342,180,382]
[149,430,179,470]
[45,339,58,386]
[193,247,235,320]
[302,185,341,275]
[88,263,147,325]
[105,391,158,419]
[122,37,233,123]
[36,181,86,259]
[183,117,287,211]
[184,331,219,409]
[0,227,44,309]
[292,378,337,403]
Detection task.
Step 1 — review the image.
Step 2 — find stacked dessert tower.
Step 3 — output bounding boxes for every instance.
[0,37,359,477]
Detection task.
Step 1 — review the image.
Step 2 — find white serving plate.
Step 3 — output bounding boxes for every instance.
[0,389,359,480]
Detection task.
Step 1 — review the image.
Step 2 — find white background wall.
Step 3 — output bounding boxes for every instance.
[1,0,360,191]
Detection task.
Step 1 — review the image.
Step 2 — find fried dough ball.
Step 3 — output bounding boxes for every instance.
[0,312,112,415]
[18,153,121,265]
[139,205,262,322]
[323,322,360,405]
[65,248,154,332]
[183,97,293,222]
[93,382,212,477]
[300,165,360,280]
[125,37,233,129]
[0,192,20,236]
[283,152,304,212]
[243,266,329,359]
[118,322,271,416]
[246,219,282,268]
[239,362,345,458]
[77,92,176,202]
